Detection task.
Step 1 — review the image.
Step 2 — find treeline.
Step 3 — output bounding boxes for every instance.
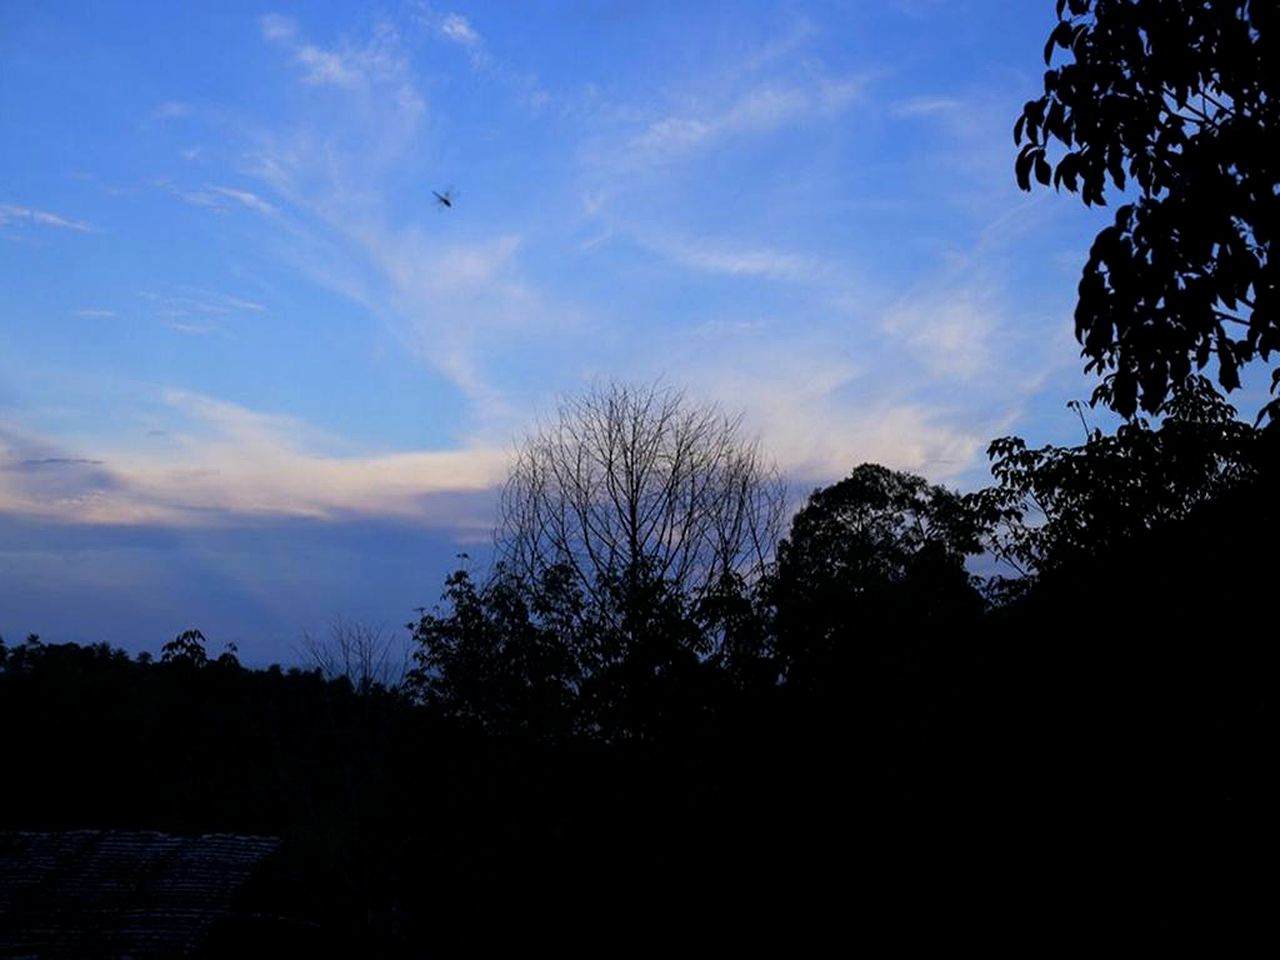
[2,376,1274,950]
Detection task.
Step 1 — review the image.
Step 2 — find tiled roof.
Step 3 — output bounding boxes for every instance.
[0,830,281,957]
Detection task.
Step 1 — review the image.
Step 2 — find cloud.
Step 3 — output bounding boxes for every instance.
[139,288,266,331]
[0,203,92,232]
[173,183,277,216]
[16,457,105,469]
[165,321,216,335]
[295,45,363,86]
[643,234,828,283]
[670,332,988,486]
[631,77,865,162]
[259,13,297,43]
[244,17,571,423]
[440,13,481,48]
[209,186,277,216]
[0,392,509,528]
[882,290,995,381]
[152,100,191,120]
[260,13,423,113]
[895,96,961,116]
[74,309,117,319]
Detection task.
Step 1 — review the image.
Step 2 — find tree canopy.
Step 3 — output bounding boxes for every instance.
[1017,0,1278,420]
[770,464,989,694]
[981,376,1262,580]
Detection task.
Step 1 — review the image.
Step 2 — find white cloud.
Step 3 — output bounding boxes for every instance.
[165,321,216,335]
[210,185,277,215]
[0,392,509,527]
[261,14,423,113]
[645,234,828,283]
[259,14,298,43]
[153,100,192,120]
[882,291,995,381]
[440,13,481,48]
[140,288,267,329]
[895,96,961,116]
[174,183,277,216]
[294,45,363,86]
[74,309,117,319]
[670,333,987,486]
[631,77,866,162]
[0,203,92,232]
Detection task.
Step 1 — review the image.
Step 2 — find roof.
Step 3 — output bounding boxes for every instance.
[0,830,281,958]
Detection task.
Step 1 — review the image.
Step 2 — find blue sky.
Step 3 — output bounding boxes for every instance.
[0,1,1177,660]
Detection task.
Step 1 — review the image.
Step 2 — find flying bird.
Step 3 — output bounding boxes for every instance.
[433,188,454,209]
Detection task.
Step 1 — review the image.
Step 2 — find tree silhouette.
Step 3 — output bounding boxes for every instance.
[1017,0,1278,420]
[499,380,785,625]
[770,464,988,698]
[981,376,1261,580]
[409,381,785,740]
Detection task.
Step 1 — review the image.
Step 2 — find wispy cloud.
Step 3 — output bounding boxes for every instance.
[15,457,105,469]
[0,203,92,232]
[440,12,482,51]
[644,233,829,283]
[74,309,117,319]
[0,392,509,527]
[139,288,266,334]
[631,77,865,162]
[152,100,191,120]
[429,9,547,107]
[259,13,297,43]
[882,289,996,381]
[244,15,574,425]
[667,328,987,485]
[176,184,278,216]
[894,96,961,116]
[259,13,423,113]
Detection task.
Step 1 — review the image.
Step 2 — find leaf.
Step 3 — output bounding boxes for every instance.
[1035,152,1053,185]
[1016,147,1035,191]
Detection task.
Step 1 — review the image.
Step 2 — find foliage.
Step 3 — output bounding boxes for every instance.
[408,381,787,741]
[980,376,1261,578]
[407,554,740,742]
[406,564,584,738]
[769,464,990,691]
[160,628,210,667]
[1016,0,1278,419]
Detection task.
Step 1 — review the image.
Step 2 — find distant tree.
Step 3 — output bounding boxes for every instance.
[301,616,407,694]
[769,464,989,696]
[160,629,209,667]
[1016,0,1278,420]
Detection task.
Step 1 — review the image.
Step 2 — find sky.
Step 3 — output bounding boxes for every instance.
[0,0,1169,661]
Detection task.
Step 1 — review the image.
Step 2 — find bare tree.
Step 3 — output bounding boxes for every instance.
[498,380,786,625]
[299,616,409,693]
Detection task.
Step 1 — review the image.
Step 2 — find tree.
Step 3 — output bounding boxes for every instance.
[498,379,786,638]
[409,380,786,740]
[980,376,1262,580]
[769,464,990,696]
[1016,0,1278,420]
[300,616,408,694]
[406,564,584,737]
